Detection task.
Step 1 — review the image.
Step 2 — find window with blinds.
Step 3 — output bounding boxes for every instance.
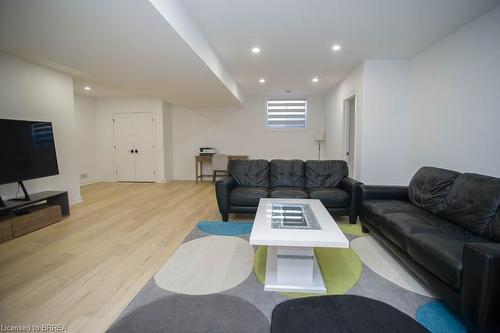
[267,99,307,129]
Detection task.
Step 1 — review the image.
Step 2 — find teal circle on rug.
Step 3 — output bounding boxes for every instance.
[197,221,253,236]
[416,301,466,333]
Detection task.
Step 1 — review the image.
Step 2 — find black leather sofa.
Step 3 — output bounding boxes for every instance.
[359,166,500,333]
[215,159,362,223]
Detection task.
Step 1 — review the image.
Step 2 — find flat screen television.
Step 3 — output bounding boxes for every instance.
[0,119,59,185]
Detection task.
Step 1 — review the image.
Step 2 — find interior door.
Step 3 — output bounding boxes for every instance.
[133,113,156,181]
[114,113,136,181]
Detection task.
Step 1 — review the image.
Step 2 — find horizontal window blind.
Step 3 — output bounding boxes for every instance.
[267,99,307,128]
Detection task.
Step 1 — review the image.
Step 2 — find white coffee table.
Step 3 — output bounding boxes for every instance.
[249,198,349,294]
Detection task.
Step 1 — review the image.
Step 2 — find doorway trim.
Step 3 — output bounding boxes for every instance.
[343,94,356,176]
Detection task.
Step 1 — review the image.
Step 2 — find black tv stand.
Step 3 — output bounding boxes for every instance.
[9,181,32,202]
[0,181,32,207]
[0,191,70,243]
[0,191,69,216]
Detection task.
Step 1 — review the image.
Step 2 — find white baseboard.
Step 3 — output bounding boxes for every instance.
[70,198,83,205]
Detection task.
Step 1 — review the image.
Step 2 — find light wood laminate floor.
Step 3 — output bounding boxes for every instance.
[0,181,225,333]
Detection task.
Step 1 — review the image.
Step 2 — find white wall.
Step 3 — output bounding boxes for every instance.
[324,64,364,179]
[361,60,409,184]
[172,96,325,180]
[324,6,500,184]
[0,52,81,203]
[95,97,169,182]
[74,94,98,185]
[162,102,174,181]
[324,61,409,184]
[404,6,500,179]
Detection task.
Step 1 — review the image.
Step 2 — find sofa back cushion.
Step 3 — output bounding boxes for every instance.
[270,160,305,188]
[408,166,460,215]
[441,173,500,241]
[305,160,347,189]
[229,159,269,187]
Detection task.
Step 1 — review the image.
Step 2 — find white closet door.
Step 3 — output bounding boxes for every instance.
[114,113,136,181]
[133,113,156,181]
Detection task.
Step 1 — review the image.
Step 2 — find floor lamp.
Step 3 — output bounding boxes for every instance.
[315,132,325,160]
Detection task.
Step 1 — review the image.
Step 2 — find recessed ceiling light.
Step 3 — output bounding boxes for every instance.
[252,47,261,54]
[332,44,341,51]
[259,78,266,83]
[84,86,91,91]
[312,77,319,83]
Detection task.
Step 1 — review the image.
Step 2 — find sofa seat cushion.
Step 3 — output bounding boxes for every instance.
[379,212,464,251]
[269,187,308,199]
[229,186,268,206]
[407,232,489,290]
[362,200,424,228]
[308,188,350,208]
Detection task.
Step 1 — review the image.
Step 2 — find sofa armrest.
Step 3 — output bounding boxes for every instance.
[461,242,500,332]
[339,177,363,219]
[361,185,409,201]
[339,176,363,190]
[215,176,236,221]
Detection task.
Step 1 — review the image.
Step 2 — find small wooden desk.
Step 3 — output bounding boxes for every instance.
[195,154,249,182]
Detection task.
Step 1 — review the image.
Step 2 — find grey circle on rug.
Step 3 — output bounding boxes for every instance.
[154,235,254,295]
[107,293,269,333]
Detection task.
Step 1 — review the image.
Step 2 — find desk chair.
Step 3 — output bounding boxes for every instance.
[212,154,229,183]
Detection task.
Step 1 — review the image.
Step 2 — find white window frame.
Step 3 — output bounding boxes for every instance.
[266,98,308,130]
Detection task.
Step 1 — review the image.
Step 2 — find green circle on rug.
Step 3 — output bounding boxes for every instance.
[338,223,366,236]
[254,246,362,298]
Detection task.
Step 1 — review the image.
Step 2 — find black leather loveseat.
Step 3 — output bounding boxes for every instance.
[360,166,500,333]
[215,159,361,223]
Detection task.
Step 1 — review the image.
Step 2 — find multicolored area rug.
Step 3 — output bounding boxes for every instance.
[107,219,467,333]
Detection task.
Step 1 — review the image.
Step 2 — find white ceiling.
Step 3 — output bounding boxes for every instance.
[183,0,499,96]
[73,79,133,98]
[0,0,498,105]
[0,0,243,108]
